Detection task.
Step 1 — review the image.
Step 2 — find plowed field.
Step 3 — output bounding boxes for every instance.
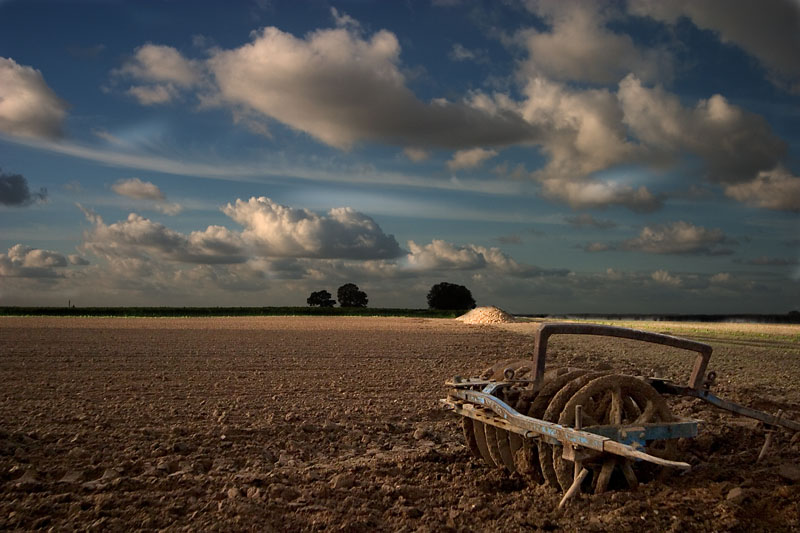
[1,317,798,531]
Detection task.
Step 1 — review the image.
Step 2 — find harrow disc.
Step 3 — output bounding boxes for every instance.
[491,386,520,472]
[464,361,580,474]
[509,366,582,483]
[464,359,536,469]
[552,374,675,493]
[536,371,605,488]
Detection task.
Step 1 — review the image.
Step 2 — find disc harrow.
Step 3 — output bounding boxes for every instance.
[443,323,800,503]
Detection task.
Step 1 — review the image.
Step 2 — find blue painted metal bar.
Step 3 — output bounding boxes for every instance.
[446,388,692,468]
[585,419,699,447]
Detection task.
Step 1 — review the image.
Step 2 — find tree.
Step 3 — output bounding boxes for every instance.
[307,290,336,307]
[427,282,476,310]
[337,283,368,308]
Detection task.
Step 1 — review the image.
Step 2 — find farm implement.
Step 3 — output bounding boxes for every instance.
[442,323,800,506]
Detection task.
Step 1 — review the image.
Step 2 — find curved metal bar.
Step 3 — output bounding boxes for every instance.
[531,323,713,390]
[650,380,800,432]
[446,388,692,469]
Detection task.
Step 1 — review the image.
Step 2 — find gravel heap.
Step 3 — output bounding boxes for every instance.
[455,306,516,324]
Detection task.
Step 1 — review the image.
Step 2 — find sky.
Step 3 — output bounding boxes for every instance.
[0,0,798,314]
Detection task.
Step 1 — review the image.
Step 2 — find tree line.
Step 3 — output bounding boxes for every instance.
[307,283,368,308]
[307,281,476,310]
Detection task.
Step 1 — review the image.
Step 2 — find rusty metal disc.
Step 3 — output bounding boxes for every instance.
[553,374,674,493]
[536,371,603,489]
[508,366,580,483]
[490,387,518,472]
[461,416,482,461]
[471,419,498,467]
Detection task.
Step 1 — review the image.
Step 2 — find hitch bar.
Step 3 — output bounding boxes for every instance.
[649,379,800,432]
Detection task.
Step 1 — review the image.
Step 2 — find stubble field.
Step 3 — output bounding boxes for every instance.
[1,316,799,531]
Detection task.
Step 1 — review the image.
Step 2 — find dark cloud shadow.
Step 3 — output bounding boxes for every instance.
[0,170,47,206]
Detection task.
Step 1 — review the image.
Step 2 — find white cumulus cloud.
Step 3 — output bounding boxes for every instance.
[206,25,537,149]
[521,0,673,84]
[515,76,639,181]
[111,178,183,215]
[405,239,563,278]
[0,244,73,278]
[112,177,165,200]
[467,54,789,212]
[0,57,68,139]
[117,44,201,86]
[651,269,682,286]
[622,221,733,255]
[80,208,246,265]
[115,44,203,105]
[618,74,786,184]
[406,240,488,270]
[222,197,404,260]
[724,167,800,212]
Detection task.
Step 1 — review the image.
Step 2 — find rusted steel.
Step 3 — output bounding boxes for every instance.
[757,409,782,463]
[650,380,800,432]
[447,323,799,499]
[532,323,712,390]
[558,467,589,509]
[444,388,692,469]
[586,420,698,443]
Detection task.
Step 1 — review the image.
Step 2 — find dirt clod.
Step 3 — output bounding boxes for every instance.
[726,487,745,503]
[330,473,356,490]
[778,463,800,483]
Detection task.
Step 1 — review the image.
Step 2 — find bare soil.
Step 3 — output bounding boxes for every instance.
[1,316,798,532]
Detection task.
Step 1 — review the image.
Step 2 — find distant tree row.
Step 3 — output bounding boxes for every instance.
[306,290,336,308]
[307,283,368,308]
[427,282,475,310]
[308,281,476,310]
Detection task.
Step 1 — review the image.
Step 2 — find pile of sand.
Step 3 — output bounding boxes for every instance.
[455,306,516,324]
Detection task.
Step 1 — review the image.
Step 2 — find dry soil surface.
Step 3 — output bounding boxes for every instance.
[1,316,798,532]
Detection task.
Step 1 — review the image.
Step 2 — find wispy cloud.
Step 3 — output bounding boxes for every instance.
[587,221,737,255]
[448,43,488,63]
[1,134,535,197]
[447,147,498,170]
[565,213,617,229]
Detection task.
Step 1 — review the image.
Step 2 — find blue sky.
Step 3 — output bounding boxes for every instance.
[1,0,798,313]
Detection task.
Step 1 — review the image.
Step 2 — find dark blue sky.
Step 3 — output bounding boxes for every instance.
[1,0,798,313]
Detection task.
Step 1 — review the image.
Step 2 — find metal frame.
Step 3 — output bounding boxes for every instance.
[445,322,799,478]
[443,383,694,469]
[531,323,713,390]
